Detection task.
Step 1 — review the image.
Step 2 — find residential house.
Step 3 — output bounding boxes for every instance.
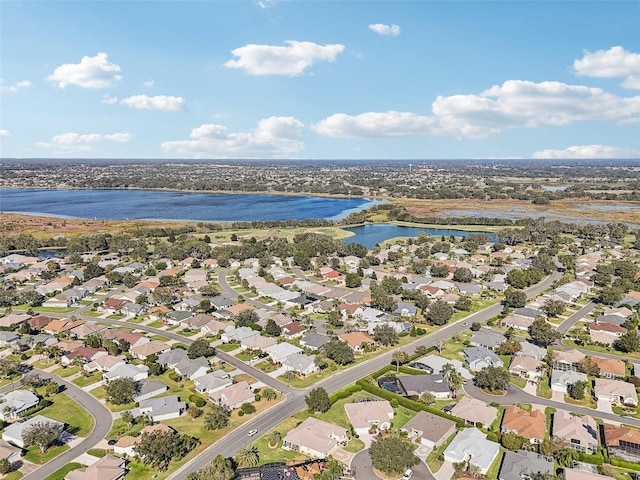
[265,342,303,364]
[70,322,107,339]
[0,332,19,348]
[401,411,457,449]
[65,455,126,480]
[344,400,394,440]
[165,311,193,324]
[564,470,616,480]
[498,450,553,480]
[114,424,175,457]
[502,405,546,444]
[458,283,482,296]
[194,372,233,395]
[552,410,598,454]
[61,346,107,367]
[502,314,536,331]
[553,349,586,371]
[551,369,588,394]
[0,390,39,420]
[595,378,638,407]
[509,356,543,381]
[394,302,417,317]
[300,332,330,351]
[603,423,640,462]
[44,318,84,335]
[130,340,170,360]
[157,348,189,369]
[589,323,627,345]
[221,326,259,344]
[591,357,626,379]
[338,332,374,351]
[397,374,451,399]
[200,318,234,336]
[0,440,21,463]
[241,334,277,351]
[209,381,254,409]
[518,341,547,359]
[410,355,474,381]
[174,357,210,380]
[28,315,53,330]
[282,417,348,458]
[470,328,506,350]
[134,379,168,402]
[463,347,503,372]
[103,364,149,382]
[2,415,64,448]
[283,353,318,376]
[449,397,498,427]
[281,321,306,340]
[443,428,500,475]
[134,395,186,422]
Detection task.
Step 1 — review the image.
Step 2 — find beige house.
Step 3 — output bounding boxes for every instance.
[282,418,347,458]
[552,410,598,454]
[344,400,393,445]
[595,378,638,407]
[450,397,499,427]
[65,455,126,480]
[401,411,457,449]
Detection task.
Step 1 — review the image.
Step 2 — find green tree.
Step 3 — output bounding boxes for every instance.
[430,263,450,278]
[559,447,579,467]
[453,267,473,283]
[22,421,61,453]
[262,387,277,401]
[324,338,355,365]
[268,431,281,447]
[0,458,10,475]
[373,324,399,346]
[187,454,235,480]
[454,295,472,311]
[134,431,199,471]
[442,363,464,397]
[419,391,436,405]
[428,300,454,326]
[105,377,138,405]
[22,372,48,390]
[188,338,215,359]
[345,273,362,288]
[45,381,60,396]
[501,432,526,451]
[475,366,510,392]
[581,357,600,377]
[528,318,561,347]
[369,437,419,476]
[495,339,522,356]
[616,329,639,353]
[504,288,527,308]
[235,445,260,467]
[305,387,331,413]
[204,404,231,430]
[542,299,565,318]
[392,351,409,373]
[0,358,20,379]
[121,410,135,429]
[265,319,281,337]
[568,380,588,400]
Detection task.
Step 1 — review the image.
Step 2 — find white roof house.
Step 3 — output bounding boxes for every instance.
[2,415,64,448]
[0,390,39,421]
[443,428,500,475]
[265,342,303,364]
[103,364,149,383]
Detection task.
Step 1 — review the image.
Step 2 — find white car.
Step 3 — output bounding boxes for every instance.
[247,429,258,436]
[401,469,413,480]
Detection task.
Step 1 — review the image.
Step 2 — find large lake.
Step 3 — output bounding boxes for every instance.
[0,188,380,222]
[344,224,497,249]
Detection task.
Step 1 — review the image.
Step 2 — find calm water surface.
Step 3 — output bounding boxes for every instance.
[0,189,379,222]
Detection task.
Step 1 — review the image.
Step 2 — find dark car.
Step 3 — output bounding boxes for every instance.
[107,439,117,445]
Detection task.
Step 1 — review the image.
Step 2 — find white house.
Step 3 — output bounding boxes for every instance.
[2,415,64,448]
[0,390,39,420]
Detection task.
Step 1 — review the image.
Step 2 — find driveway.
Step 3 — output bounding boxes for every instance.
[596,398,613,414]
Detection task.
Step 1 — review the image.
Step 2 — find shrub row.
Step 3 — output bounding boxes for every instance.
[577,453,604,465]
[356,379,465,428]
[329,384,363,404]
[19,399,53,418]
[610,458,640,471]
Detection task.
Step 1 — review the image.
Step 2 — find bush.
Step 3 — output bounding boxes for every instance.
[416,328,426,336]
[254,394,261,402]
[188,394,206,407]
[238,410,245,417]
[18,399,52,418]
[241,403,256,414]
[610,459,640,471]
[169,373,180,382]
[578,453,604,465]
[329,384,363,404]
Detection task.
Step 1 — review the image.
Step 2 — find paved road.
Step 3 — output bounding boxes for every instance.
[351,449,434,480]
[556,301,597,335]
[21,368,113,480]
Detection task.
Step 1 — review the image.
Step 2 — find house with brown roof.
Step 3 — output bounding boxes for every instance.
[592,356,626,379]
[449,397,499,427]
[28,315,53,329]
[209,381,254,409]
[282,417,347,458]
[552,410,598,454]
[130,340,171,360]
[590,323,627,345]
[564,469,616,480]
[44,318,84,335]
[552,349,586,371]
[65,454,126,480]
[61,347,107,366]
[401,410,457,449]
[604,423,640,462]
[281,321,306,340]
[338,331,374,351]
[226,303,255,316]
[501,405,546,444]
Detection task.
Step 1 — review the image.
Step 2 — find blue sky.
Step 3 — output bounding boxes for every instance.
[1,0,639,160]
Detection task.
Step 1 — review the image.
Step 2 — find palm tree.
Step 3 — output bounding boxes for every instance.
[235,445,260,467]
[442,363,464,398]
[262,388,277,401]
[560,447,579,467]
[392,351,409,373]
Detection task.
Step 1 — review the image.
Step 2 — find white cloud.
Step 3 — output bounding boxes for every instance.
[574,46,640,89]
[224,40,345,76]
[258,0,276,8]
[120,95,186,111]
[49,132,133,145]
[0,79,33,93]
[368,23,400,36]
[143,79,155,88]
[532,144,640,159]
[101,94,118,105]
[312,111,437,138]
[0,129,10,137]
[47,52,122,89]
[313,80,640,139]
[161,116,304,158]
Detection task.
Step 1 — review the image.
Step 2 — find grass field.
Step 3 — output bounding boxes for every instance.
[72,372,103,387]
[39,392,95,437]
[24,444,70,464]
[43,463,85,480]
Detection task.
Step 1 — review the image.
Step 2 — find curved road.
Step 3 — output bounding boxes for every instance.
[21,369,113,480]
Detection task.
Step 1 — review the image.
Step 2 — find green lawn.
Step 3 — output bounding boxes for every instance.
[178,328,198,337]
[3,471,24,480]
[24,444,70,464]
[217,342,240,352]
[147,320,165,328]
[52,365,80,378]
[235,351,253,361]
[72,372,103,387]
[427,430,457,472]
[89,385,136,412]
[255,361,277,373]
[32,306,75,313]
[564,395,597,409]
[43,463,85,480]
[536,375,552,399]
[40,392,95,436]
[150,334,170,342]
[344,438,365,453]
[126,316,145,324]
[510,375,527,389]
[87,448,108,458]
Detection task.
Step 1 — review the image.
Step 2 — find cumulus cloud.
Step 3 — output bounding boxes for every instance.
[313,80,640,139]
[47,52,122,89]
[258,0,276,8]
[143,79,155,88]
[49,132,133,145]
[161,116,304,158]
[312,111,436,138]
[120,95,186,111]
[533,144,640,159]
[101,94,118,105]
[574,46,640,89]
[0,79,33,93]
[368,23,400,36]
[224,40,345,76]
[0,129,10,137]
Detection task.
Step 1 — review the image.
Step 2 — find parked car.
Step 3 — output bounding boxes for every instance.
[247,429,258,436]
[402,469,413,480]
